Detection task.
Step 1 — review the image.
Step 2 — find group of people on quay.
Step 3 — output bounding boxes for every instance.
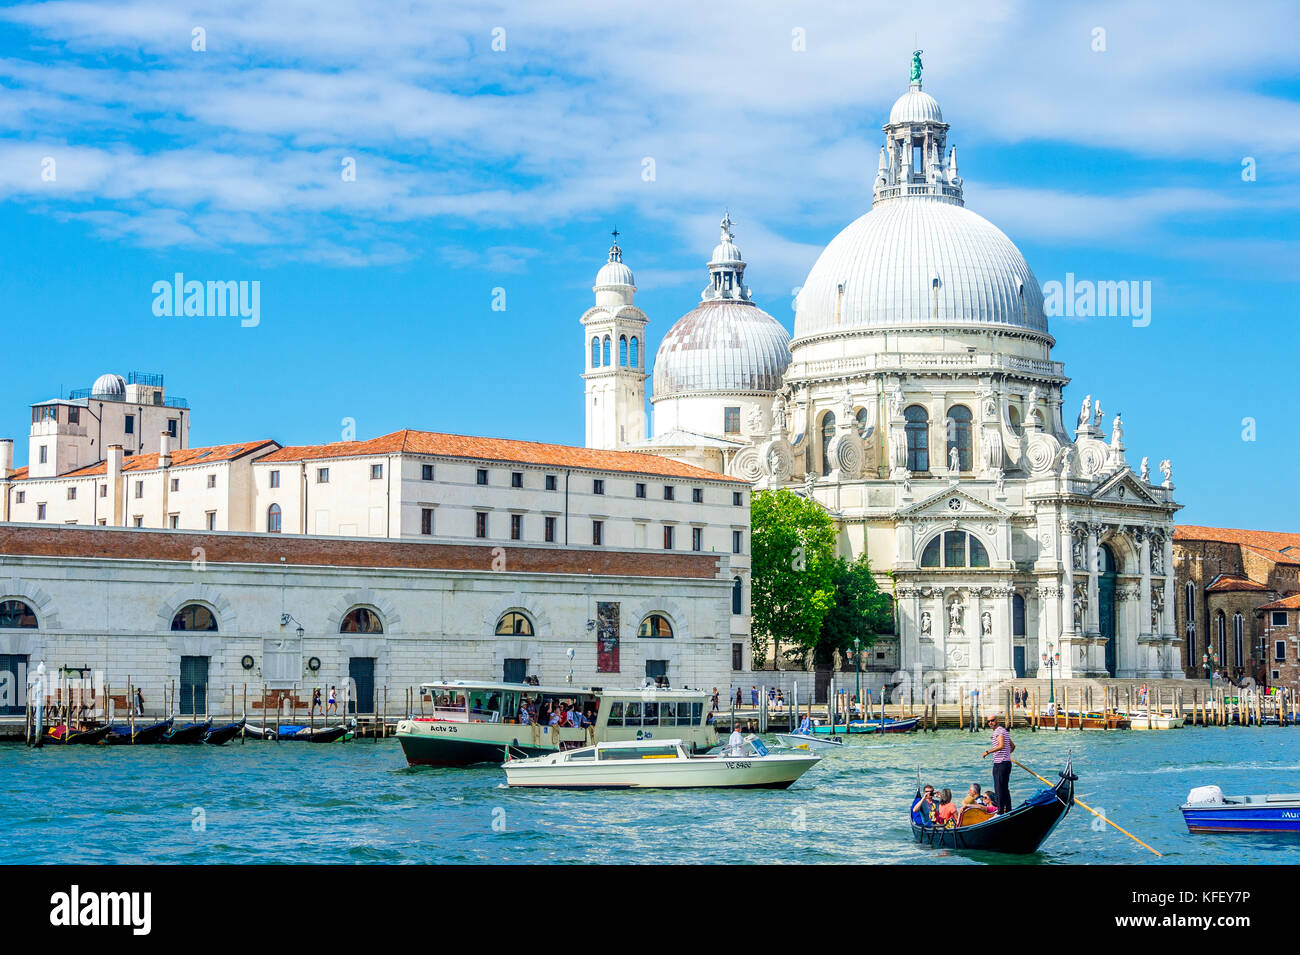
[913,714,1016,826]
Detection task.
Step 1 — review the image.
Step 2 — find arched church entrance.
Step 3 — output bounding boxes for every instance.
[1099,544,1118,676]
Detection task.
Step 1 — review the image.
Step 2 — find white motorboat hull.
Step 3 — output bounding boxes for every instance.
[1128,711,1183,730]
[504,753,819,789]
[772,733,843,752]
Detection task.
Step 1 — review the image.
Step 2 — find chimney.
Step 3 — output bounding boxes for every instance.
[159,432,172,468]
[107,444,124,526]
[0,439,12,479]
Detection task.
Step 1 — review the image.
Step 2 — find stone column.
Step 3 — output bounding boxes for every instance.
[1086,523,1101,639]
[1138,527,1152,638]
[933,589,947,674]
[902,587,922,675]
[1162,530,1177,673]
[970,588,983,672]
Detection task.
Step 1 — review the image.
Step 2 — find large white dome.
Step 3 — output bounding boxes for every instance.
[653,301,791,399]
[793,198,1048,338]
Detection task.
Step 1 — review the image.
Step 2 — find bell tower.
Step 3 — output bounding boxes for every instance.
[582,231,649,449]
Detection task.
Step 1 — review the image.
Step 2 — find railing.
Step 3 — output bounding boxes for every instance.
[127,371,164,388]
[787,352,1065,379]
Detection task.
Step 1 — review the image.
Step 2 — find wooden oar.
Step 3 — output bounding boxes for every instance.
[1012,759,1162,858]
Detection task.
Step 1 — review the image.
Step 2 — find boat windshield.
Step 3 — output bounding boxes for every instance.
[424,689,469,722]
[749,736,769,757]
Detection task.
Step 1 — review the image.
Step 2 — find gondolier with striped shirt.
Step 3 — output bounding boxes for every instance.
[982,714,1014,814]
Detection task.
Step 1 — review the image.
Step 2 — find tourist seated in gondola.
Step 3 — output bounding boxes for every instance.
[912,784,938,823]
[962,783,993,809]
[935,789,959,826]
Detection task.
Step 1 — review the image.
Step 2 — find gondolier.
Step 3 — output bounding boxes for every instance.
[982,713,1014,813]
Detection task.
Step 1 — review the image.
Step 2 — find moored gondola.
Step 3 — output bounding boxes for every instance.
[46,724,113,745]
[163,719,213,744]
[910,758,1076,854]
[105,718,174,745]
[203,718,247,745]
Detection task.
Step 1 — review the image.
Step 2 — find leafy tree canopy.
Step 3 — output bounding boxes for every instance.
[749,489,837,662]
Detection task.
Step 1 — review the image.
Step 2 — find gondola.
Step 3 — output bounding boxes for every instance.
[163,719,213,744]
[46,724,113,745]
[203,718,247,745]
[910,758,1076,854]
[105,718,174,745]
[240,721,352,742]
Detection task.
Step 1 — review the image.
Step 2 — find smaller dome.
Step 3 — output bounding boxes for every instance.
[91,373,126,399]
[888,87,943,126]
[594,232,634,289]
[711,238,742,264]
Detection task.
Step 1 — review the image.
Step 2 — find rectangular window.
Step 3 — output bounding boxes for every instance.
[732,643,744,670]
[68,407,80,424]
[135,480,144,499]
[663,525,674,550]
[317,468,330,484]
[475,512,488,538]
[66,487,76,500]
[206,512,216,530]
[15,491,23,504]
[545,474,557,491]
[422,464,434,481]
[635,482,646,499]
[1277,641,1287,662]
[167,418,178,438]
[724,407,740,434]
[269,470,280,488]
[124,415,135,435]
[692,487,703,503]
[38,445,47,464]
[421,508,433,535]
[544,516,557,543]
[593,479,605,495]
[692,527,703,552]
[663,485,674,501]
[36,503,46,520]
[732,530,743,554]
[169,514,179,529]
[511,514,523,540]
[913,141,924,173]
[98,485,106,498]
[207,474,216,488]
[511,472,523,488]
[370,464,383,480]
[592,520,604,546]
[133,516,143,527]
[476,468,488,485]
[170,478,179,492]
[733,490,743,506]
[1271,611,1287,627]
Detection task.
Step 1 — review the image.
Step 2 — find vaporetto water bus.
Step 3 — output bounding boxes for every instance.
[395,680,718,767]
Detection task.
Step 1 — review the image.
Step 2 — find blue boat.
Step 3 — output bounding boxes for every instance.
[1180,786,1300,834]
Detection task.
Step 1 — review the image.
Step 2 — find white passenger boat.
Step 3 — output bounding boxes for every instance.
[1127,710,1184,730]
[396,680,718,767]
[772,733,844,752]
[502,735,820,789]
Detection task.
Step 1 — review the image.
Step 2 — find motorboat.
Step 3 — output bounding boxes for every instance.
[396,680,717,767]
[806,716,920,734]
[772,732,844,751]
[502,735,820,789]
[910,758,1076,854]
[1127,710,1184,730]
[1180,786,1300,833]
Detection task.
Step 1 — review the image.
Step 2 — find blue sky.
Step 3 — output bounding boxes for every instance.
[0,0,1296,530]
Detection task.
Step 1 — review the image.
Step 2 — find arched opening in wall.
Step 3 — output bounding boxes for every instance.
[820,411,836,475]
[171,603,218,632]
[1012,593,1027,677]
[266,503,282,533]
[602,335,611,366]
[855,407,871,437]
[1233,612,1244,676]
[630,336,639,368]
[945,405,972,472]
[731,577,743,615]
[1215,610,1226,668]
[590,337,600,367]
[1099,544,1117,676]
[904,405,929,472]
[340,607,383,634]
[920,531,989,568]
[1009,404,1023,437]
[495,611,534,636]
[0,599,38,629]
[619,335,628,366]
[637,614,673,638]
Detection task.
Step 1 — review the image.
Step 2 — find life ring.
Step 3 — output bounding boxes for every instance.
[240,655,255,670]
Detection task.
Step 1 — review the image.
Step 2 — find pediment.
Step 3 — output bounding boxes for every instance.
[896,483,1015,521]
[1091,469,1162,506]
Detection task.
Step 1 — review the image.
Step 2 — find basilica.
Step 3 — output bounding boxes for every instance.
[582,57,1184,683]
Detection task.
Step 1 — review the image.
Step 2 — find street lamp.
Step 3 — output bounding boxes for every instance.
[1202,648,1219,681]
[1041,642,1060,704]
[280,612,305,639]
[853,637,862,715]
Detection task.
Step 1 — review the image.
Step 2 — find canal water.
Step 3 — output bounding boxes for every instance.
[2,727,1297,864]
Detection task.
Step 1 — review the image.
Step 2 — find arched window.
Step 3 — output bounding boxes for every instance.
[855,407,871,437]
[1009,405,1023,436]
[1184,581,1197,664]
[1233,612,1244,667]
[0,599,37,628]
[638,614,673,638]
[602,335,611,366]
[171,604,218,632]
[495,611,534,636]
[1099,544,1116,574]
[591,337,600,367]
[619,335,628,366]
[630,336,639,367]
[920,531,989,568]
[731,577,743,615]
[340,607,383,633]
[266,503,282,533]
[904,405,929,472]
[1013,593,1026,637]
[1215,610,1226,663]
[946,405,972,472]
[820,411,836,476]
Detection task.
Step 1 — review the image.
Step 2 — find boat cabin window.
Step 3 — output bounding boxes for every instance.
[599,745,679,761]
[605,698,704,727]
[565,749,596,760]
[467,690,505,722]
[426,690,469,720]
[606,701,624,726]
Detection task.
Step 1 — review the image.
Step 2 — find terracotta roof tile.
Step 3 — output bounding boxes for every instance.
[258,429,742,483]
[1258,594,1300,611]
[1204,575,1271,594]
[1176,525,1300,567]
[19,440,278,480]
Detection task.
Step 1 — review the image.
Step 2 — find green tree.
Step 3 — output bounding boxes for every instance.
[749,488,837,666]
[816,555,894,668]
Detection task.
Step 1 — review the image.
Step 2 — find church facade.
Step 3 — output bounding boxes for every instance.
[584,58,1185,685]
